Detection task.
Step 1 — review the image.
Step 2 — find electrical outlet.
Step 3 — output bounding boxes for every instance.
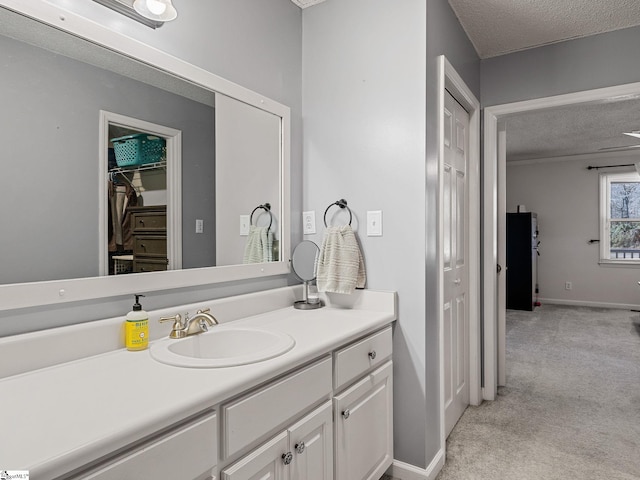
[367,210,383,236]
[303,211,316,235]
[565,281,572,291]
[195,219,204,234]
[240,215,250,236]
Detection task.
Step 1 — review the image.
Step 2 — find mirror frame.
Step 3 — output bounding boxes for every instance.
[0,0,291,310]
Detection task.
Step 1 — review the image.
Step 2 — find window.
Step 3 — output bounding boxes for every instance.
[600,171,640,264]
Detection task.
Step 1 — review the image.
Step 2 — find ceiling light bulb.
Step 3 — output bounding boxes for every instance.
[146,0,166,15]
[133,0,177,21]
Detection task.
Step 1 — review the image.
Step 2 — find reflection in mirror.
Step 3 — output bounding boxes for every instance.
[0,7,283,287]
[292,241,323,310]
[106,117,170,276]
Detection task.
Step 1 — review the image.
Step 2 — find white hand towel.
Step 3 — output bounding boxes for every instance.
[316,225,366,294]
[243,225,271,264]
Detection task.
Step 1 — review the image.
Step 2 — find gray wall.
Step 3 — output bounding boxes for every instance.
[0,0,302,336]
[481,25,640,106]
[302,0,479,469]
[1,33,215,283]
[425,0,480,465]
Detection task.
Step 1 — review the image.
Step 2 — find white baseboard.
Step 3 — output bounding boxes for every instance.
[539,297,640,310]
[386,449,445,480]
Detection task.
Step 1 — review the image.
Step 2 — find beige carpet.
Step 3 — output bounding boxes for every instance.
[435,304,640,480]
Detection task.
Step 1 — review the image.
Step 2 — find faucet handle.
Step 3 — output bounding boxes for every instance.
[197,307,210,314]
[159,313,187,338]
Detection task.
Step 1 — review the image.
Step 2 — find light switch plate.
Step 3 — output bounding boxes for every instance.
[367,210,383,236]
[195,219,204,234]
[303,210,316,235]
[240,215,250,236]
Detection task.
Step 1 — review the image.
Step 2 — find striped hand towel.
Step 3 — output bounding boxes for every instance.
[316,225,366,294]
[243,226,272,263]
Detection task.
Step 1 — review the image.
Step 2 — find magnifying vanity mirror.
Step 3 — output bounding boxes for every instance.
[0,2,290,310]
[291,241,323,310]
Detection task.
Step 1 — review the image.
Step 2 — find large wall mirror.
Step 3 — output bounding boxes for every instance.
[0,1,291,310]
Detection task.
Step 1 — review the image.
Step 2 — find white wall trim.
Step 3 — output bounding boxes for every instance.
[539,298,640,310]
[483,80,640,402]
[386,450,445,480]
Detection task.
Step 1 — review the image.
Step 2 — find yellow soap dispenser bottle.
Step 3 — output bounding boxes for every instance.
[125,294,149,351]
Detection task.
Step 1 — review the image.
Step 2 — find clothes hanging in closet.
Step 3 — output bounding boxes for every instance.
[108,180,138,252]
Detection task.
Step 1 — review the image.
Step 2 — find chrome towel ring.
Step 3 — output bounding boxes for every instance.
[250,203,273,231]
[323,199,352,227]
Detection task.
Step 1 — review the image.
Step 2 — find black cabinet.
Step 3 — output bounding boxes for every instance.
[506,212,538,311]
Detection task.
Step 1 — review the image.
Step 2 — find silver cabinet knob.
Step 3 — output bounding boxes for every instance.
[282,452,293,465]
[295,442,305,454]
[368,350,377,360]
[454,278,461,286]
[342,409,350,419]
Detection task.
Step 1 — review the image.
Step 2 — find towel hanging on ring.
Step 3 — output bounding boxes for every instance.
[316,224,366,294]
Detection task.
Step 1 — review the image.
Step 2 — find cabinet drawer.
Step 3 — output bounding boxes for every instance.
[222,356,332,459]
[131,211,167,232]
[134,235,167,256]
[134,258,168,273]
[333,326,392,391]
[78,410,217,480]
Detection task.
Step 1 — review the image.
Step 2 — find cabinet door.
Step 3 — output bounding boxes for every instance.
[289,401,333,480]
[222,431,289,480]
[334,362,393,480]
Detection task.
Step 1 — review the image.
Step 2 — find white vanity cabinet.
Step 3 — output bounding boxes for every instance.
[220,357,333,480]
[70,410,218,480]
[332,327,393,480]
[221,401,333,480]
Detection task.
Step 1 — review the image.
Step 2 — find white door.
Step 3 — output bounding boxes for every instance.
[443,90,470,437]
[289,402,333,480]
[221,431,289,480]
[334,362,393,480]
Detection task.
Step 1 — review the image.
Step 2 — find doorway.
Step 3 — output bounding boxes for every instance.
[482,81,640,399]
[98,110,182,276]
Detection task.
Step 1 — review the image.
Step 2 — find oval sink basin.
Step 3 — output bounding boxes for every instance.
[150,327,295,368]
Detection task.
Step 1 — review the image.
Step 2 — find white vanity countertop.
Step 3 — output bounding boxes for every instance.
[0,288,396,479]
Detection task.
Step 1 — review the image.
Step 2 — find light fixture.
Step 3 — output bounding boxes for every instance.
[92,0,175,28]
[623,131,640,139]
[133,0,177,22]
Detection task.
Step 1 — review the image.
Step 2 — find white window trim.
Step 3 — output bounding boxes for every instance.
[599,171,640,265]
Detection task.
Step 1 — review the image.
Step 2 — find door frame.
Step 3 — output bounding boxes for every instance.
[482,81,640,400]
[99,110,183,276]
[437,56,481,458]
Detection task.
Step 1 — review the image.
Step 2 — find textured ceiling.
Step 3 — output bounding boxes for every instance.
[504,96,640,162]
[447,0,640,58]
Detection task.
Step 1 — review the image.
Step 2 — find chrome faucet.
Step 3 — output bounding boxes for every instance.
[159,308,219,339]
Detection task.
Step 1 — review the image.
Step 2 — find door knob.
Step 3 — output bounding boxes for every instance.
[454,278,461,286]
[295,442,305,454]
[282,452,293,465]
[342,409,350,420]
[368,351,377,360]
